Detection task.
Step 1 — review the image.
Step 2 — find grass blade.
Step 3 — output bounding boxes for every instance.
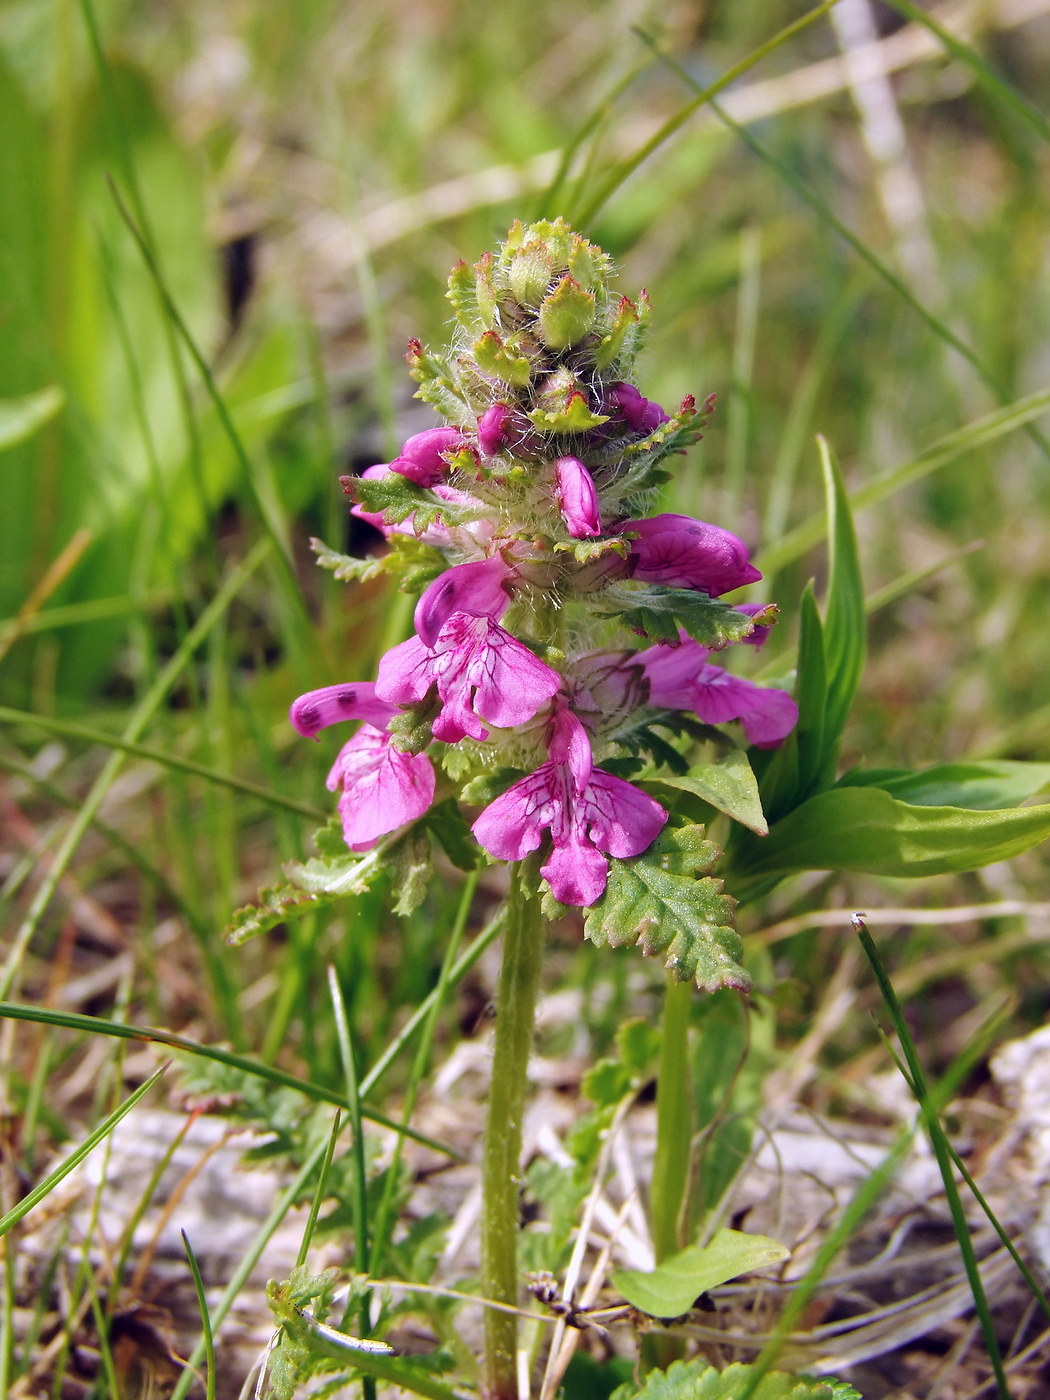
[852,915,1011,1400]
[0,1063,168,1237]
[572,0,843,226]
[882,0,1050,146]
[0,539,272,1001]
[755,384,1050,576]
[295,1111,343,1270]
[0,1001,456,1158]
[182,1232,217,1400]
[0,706,326,822]
[818,436,865,772]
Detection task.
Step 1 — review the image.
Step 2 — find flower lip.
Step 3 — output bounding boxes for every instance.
[414,556,517,647]
[327,724,436,851]
[388,426,467,488]
[290,681,397,739]
[623,513,762,596]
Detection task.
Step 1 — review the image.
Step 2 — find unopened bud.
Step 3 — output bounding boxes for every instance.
[538,276,597,350]
[509,244,554,307]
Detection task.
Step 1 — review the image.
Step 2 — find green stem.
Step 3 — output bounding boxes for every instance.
[650,975,694,1262]
[481,865,545,1400]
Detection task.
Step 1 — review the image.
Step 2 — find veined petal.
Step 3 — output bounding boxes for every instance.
[375,635,436,706]
[555,456,601,538]
[638,636,712,709]
[581,770,667,858]
[326,724,435,850]
[541,840,609,907]
[415,556,515,646]
[290,682,397,738]
[431,613,562,740]
[470,765,559,861]
[692,666,799,748]
[625,514,761,596]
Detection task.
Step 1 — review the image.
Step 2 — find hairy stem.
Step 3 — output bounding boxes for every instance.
[481,864,544,1400]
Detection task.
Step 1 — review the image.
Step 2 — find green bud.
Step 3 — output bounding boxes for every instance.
[472,330,533,387]
[537,276,597,350]
[446,260,479,330]
[567,235,608,293]
[508,243,554,307]
[594,296,638,371]
[474,252,498,327]
[529,383,609,434]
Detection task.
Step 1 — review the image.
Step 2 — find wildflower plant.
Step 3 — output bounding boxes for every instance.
[230,219,1050,1400]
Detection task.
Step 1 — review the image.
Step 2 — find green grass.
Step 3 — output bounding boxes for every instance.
[2,0,1050,1395]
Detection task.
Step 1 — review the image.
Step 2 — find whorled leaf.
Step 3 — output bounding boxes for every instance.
[584,824,747,992]
[610,1359,860,1400]
[600,587,771,649]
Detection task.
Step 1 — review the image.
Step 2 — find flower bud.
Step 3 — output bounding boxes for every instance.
[538,276,597,350]
[607,383,670,435]
[508,243,554,307]
[555,457,601,538]
[389,426,467,487]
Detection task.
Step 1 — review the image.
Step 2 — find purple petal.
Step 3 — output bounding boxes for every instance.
[547,708,594,790]
[581,770,667,858]
[555,456,601,538]
[625,514,761,596]
[477,403,513,456]
[375,635,435,706]
[637,636,712,709]
[290,682,397,739]
[471,765,559,862]
[431,613,562,741]
[326,724,435,850]
[691,665,799,748]
[389,426,466,487]
[414,557,515,647]
[541,840,610,907]
[606,382,670,435]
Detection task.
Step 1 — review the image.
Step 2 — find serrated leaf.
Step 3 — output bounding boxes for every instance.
[390,827,432,916]
[225,883,334,945]
[649,750,767,835]
[347,471,427,525]
[310,537,381,582]
[612,1229,788,1318]
[424,799,478,871]
[528,392,610,434]
[600,587,762,649]
[584,825,746,992]
[471,330,532,386]
[609,1358,860,1400]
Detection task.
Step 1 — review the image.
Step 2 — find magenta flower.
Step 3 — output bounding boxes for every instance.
[607,382,670,435]
[389,426,468,487]
[555,456,601,538]
[327,725,436,850]
[471,710,667,906]
[377,611,562,743]
[477,402,542,459]
[414,556,517,646]
[290,681,397,739]
[640,639,798,748]
[623,514,761,595]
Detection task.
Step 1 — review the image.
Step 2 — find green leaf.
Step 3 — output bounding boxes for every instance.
[0,386,64,452]
[612,1229,788,1318]
[839,760,1050,810]
[528,391,610,433]
[756,581,825,824]
[647,750,767,835]
[610,1359,860,1400]
[225,882,340,945]
[346,472,445,532]
[424,799,478,870]
[310,535,446,592]
[389,826,432,917]
[818,437,865,774]
[584,824,747,992]
[600,587,766,648]
[731,786,1050,889]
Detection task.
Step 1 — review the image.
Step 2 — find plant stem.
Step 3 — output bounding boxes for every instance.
[650,975,694,1263]
[481,864,544,1400]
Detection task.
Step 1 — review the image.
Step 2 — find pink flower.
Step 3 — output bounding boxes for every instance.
[639,639,798,748]
[623,514,761,596]
[471,710,667,906]
[290,681,397,739]
[377,611,562,743]
[606,382,670,435]
[389,426,467,487]
[555,456,601,538]
[477,403,542,458]
[414,556,517,646]
[327,725,436,850]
